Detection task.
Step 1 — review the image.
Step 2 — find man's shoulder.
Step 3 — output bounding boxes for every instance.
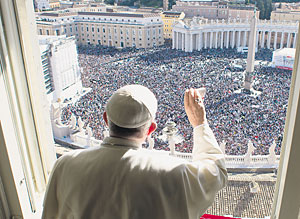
[58,147,92,159]
[129,148,189,171]
[55,146,101,166]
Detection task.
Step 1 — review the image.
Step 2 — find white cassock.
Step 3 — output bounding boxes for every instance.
[42,124,227,219]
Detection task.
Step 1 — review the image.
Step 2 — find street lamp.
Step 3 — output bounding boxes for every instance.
[162,121,178,155]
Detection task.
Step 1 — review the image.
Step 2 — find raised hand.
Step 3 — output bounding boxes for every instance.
[184,88,207,128]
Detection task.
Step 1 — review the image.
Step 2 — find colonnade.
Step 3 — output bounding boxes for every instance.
[172,20,298,52]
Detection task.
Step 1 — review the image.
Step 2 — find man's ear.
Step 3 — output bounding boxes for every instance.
[147,122,157,136]
[103,112,108,126]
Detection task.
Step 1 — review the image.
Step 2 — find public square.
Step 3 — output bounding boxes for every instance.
[61,45,291,156]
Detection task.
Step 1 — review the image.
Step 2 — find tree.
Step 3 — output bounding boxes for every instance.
[256,0,265,19]
[104,0,115,5]
[252,0,273,20]
[265,0,272,20]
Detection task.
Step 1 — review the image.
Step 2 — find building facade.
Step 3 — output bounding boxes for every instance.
[49,0,60,9]
[172,18,298,52]
[39,35,82,103]
[271,10,300,22]
[36,11,164,49]
[270,2,300,22]
[171,0,259,20]
[161,11,185,39]
[34,0,50,11]
[40,45,55,95]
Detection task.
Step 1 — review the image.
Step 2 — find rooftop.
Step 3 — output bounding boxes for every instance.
[38,11,161,18]
[78,11,160,18]
[273,10,300,14]
[163,11,182,15]
[39,11,77,17]
[39,12,59,17]
[228,5,256,11]
[205,173,276,218]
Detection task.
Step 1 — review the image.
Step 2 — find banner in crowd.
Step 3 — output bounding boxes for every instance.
[272,48,295,71]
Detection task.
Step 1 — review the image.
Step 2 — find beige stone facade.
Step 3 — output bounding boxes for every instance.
[49,0,60,9]
[173,18,298,52]
[271,2,300,22]
[172,1,259,20]
[271,10,300,22]
[36,11,164,49]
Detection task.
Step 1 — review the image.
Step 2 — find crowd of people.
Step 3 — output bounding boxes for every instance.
[61,45,291,156]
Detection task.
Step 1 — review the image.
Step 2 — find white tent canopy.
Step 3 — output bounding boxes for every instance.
[272,48,296,70]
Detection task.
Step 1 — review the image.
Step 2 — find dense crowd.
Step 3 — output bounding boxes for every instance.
[61,45,291,156]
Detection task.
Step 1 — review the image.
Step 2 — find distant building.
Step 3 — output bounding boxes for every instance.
[271,2,300,21]
[271,10,300,22]
[85,3,108,12]
[161,11,185,39]
[228,0,245,3]
[34,0,50,11]
[36,11,164,49]
[135,7,163,14]
[49,0,60,9]
[171,0,259,20]
[60,1,74,9]
[39,35,83,103]
[36,11,78,36]
[273,2,300,10]
[40,44,55,95]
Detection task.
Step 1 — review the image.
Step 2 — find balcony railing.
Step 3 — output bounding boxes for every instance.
[51,106,280,170]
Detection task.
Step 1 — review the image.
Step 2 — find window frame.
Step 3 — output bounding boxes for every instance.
[271,23,300,219]
[0,0,56,217]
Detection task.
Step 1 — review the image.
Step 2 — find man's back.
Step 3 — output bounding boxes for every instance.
[42,125,227,219]
[42,85,227,219]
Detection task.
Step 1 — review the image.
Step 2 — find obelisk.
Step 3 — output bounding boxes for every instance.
[244,8,257,91]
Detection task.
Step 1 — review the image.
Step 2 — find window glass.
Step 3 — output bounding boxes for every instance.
[24,2,300,218]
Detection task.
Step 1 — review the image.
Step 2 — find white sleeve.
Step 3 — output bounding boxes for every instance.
[192,124,226,161]
[181,124,228,218]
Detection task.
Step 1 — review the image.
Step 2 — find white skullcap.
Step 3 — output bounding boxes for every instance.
[105,85,157,128]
